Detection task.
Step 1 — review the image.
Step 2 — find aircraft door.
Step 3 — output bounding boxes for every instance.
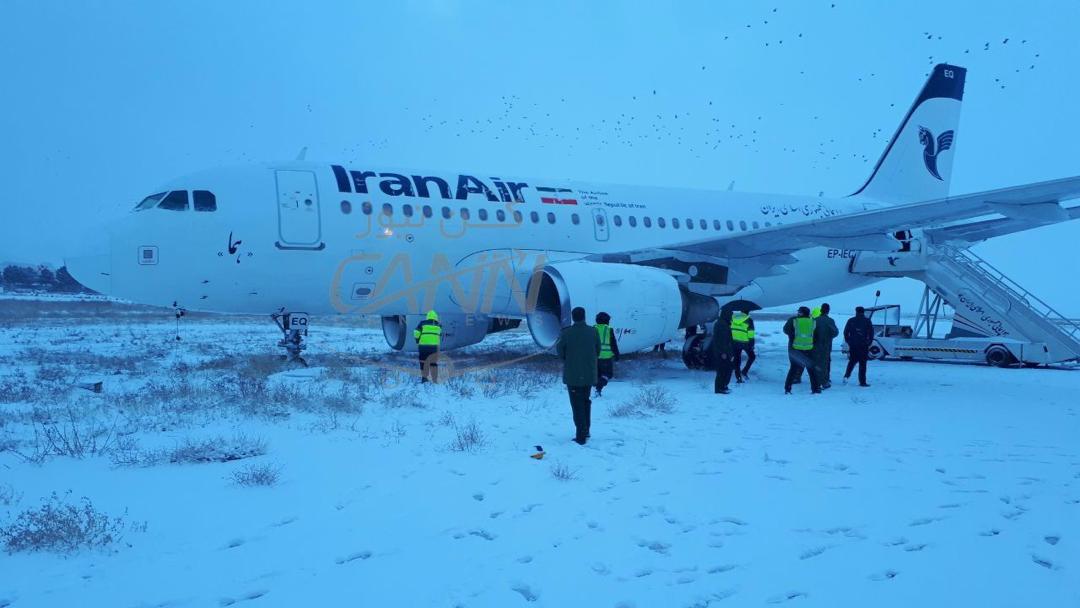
[592,208,610,242]
[275,170,324,249]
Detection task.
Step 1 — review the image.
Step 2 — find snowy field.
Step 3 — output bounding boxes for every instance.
[1,302,1079,607]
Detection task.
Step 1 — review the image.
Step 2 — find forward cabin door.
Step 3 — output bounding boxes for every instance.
[275,170,324,249]
[591,208,610,242]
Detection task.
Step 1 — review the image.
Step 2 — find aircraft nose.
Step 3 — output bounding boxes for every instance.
[65,229,112,295]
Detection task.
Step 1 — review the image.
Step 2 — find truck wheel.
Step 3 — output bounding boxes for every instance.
[868,340,887,360]
[985,345,1016,368]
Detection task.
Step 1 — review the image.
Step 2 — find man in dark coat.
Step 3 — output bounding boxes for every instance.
[843,306,874,387]
[813,303,840,389]
[712,310,735,394]
[556,306,601,445]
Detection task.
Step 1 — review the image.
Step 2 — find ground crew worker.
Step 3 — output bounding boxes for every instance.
[731,311,757,382]
[556,307,600,445]
[843,306,874,387]
[813,303,839,389]
[812,306,822,319]
[712,310,735,394]
[783,306,821,394]
[413,310,442,383]
[594,312,620,396]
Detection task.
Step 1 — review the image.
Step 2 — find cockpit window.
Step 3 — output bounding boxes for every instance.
[135,192,166,211]
[193,190,217,212]
[158,190,189,211]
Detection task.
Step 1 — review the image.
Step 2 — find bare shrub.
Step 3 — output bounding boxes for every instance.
[381,389,426,409]
[231,462,282,487]
[445,376,476,399]
[16,405,120,463]
[448,421,487,453]
[608,401,641,418]
[629,386,675,414]
[550,462,578,481]
[0,492,132,554]
[0,371,36,404]
[384,419,407,442]
[115,434,267,467]
[0,484,21,507]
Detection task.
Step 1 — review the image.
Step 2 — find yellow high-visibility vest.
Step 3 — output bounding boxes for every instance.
[596,324,614,360]
[731,313,751,343]
[414,319,442,346]
[793,316,815,350]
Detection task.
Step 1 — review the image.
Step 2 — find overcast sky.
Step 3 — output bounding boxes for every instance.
[1,0,1077,313]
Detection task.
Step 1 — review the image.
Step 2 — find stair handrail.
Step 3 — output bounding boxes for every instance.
[935,244,1080,340]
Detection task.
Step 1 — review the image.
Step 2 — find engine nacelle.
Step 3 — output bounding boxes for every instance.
[382,314,521,352]
[526,261,717,354]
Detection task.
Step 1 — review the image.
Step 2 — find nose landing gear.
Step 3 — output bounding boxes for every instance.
[271,310,309,367]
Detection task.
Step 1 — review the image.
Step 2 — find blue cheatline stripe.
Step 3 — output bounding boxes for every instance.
[850,63,967,198]
[332,165,352,193]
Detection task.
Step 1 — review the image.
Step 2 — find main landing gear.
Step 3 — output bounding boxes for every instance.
[272,310,309,367]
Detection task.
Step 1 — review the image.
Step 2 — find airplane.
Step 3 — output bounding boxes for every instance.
[66,63,1080,367]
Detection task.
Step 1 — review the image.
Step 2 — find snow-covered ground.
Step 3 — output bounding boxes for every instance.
[1,305,1078,607]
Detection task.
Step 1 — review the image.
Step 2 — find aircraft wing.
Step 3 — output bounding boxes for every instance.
[629,175,1080,261]
[926,203,1080,244]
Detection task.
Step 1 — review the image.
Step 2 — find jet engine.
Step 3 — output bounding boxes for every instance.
[526,260,718,353]
[382,314,520,352]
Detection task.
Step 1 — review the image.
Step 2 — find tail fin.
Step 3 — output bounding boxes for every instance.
[852,63,966,203]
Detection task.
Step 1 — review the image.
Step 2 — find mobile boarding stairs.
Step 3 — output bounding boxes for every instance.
[849,243,1080,367]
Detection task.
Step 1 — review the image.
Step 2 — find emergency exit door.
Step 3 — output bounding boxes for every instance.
[275,170,324,249]
[592,208,610,242]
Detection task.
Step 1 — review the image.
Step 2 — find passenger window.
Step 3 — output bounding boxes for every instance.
[478,208,488,221]
[158,190,189,211]
[699,219,707,230]
[441,206,451,219]
[362,201,373,215]
[496,209,506,222]
[713,219,721,231]
[381,203,393,216]
[514,210,523,223]
[643,217,652,227]
[596,214,605,226]
[403,204,414,217]
[571,213,580,225]
[629,216,637,227]
[765,221,772,227]
[613,215,622,227]
[726,220,734,231]
[339,200,352,215]
[460,208,470,221]
[752,221,760,229]
[422,205,433,218]
[135,192,166,211]
[672,218,680,229]
[739,220,747,231]
[547,212,556,224]
[530,211,539,223]
[658,217,666,228]
[686,218,693,230]
[193,191,216,212]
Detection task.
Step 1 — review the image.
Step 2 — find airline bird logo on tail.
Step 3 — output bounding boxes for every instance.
[918,126,954,181]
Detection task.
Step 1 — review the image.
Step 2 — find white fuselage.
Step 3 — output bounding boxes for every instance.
[69,161,881,321]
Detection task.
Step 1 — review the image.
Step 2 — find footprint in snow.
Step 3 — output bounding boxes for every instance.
[591,562,611,575]
[707,564,738,574]
[1032,555,1058,570]
[719,516,748,526]
[637,540,671,554]
[909,517,944,526]
[767,591,808,603]
[335,551,372,564]
[634,568,653,578]
[1044,535,1060,546]
[219,590,268,606]
[469,529,497,541]
[979,529,1001,537]
[511,583,539,602]
[224,538,247,549]
[799,546,830,560]
[904,543,928,552]
[869,570,899,581]
[473,493,484,502]
[516,555,533,564]
[269,516,297,528]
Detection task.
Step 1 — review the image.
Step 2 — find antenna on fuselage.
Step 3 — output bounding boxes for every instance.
[295,146,308,161]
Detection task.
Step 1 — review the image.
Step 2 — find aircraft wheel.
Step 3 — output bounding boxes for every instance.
[985,345,1016,368]
[682,334,714,370]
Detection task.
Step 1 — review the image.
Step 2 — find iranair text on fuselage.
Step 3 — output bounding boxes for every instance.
[332,165,531,203]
